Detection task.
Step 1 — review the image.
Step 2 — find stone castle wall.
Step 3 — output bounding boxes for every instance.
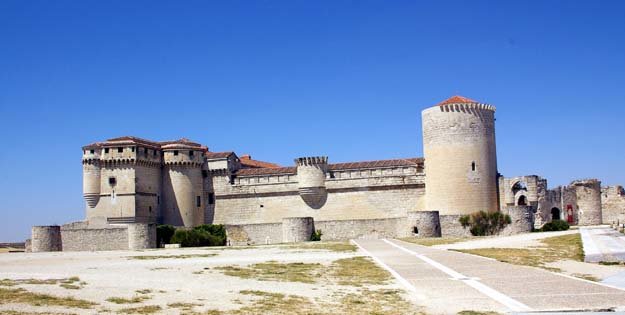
[602,186,625,224]
[31,226,62,252]
[60,222,129,251]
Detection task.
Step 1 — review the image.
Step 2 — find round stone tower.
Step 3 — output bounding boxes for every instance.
[161,140,206,227]
[282,217,315,243]
[295,156,328,209]
[422,96,498,216]
[82,144,101,208]
[572,179,602,225]
[31,226,62,252]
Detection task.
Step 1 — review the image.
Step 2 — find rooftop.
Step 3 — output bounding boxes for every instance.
[436,95,480,106]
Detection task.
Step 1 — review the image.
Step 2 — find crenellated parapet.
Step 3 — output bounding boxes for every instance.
[295,156,328,209]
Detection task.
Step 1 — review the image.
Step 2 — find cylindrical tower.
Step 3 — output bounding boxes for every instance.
[407,211,441,238]
[572,179,602,225]
[82,145,101,208]
[282,217,315,243]
[422,96,498,215]
[127,223,157,250]
[295,156,328,209]
[161,140,206,227]
[31,226,62,252]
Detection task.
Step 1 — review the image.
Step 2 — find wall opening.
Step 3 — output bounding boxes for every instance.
[471,161,476,171]
[551,207,561,221]
[412,226,419,234]
[517,195,527,206]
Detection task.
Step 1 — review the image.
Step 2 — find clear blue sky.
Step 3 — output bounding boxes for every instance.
[1,1,624,242]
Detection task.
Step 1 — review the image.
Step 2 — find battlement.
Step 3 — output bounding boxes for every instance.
[295,156,328,166]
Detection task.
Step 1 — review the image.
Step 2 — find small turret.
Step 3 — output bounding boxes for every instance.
[295,156,328,209]
[82,143,102,208]
[571,179,602,225]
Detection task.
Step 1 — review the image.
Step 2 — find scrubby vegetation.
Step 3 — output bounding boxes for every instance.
[540,220,570,232]
[310,229,323,241]
[169,224,227,247]
[156,224,176,246]
[459,211,511,236]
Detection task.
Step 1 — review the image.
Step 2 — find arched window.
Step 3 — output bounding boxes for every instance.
[517,195,527,206]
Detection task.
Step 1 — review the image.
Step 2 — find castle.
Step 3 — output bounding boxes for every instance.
[29,96,625,252]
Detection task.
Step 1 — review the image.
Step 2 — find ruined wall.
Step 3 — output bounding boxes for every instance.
[573,179,602,225]
[439,215,472,237]
[406,211,441,237]
[602,186,625,224]
[501,206,534,235]
[316,217,408,240]
[127,223,157,250]
[31,226,62,252]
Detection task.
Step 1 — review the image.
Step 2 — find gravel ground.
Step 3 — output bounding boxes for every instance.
[0,244,414,315]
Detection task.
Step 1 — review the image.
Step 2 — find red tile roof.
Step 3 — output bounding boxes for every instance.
[437,95,480,106]
[234,157,423,176]
[205,151,234,159]
[240,155,282,169]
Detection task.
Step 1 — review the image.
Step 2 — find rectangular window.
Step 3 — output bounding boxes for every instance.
[174,150,179,156]
[189,150,194,157]
[157,196,160,204]
[90,149,95,154]
[108,177,116,186]
[153,150,157,156]
[208,193,215,205]
[131,147,135,152]
[104,148,109,153]
[117,147,123,153]
[196,196,201,207]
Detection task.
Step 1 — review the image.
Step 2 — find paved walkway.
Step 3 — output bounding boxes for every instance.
[580,226,625,263]
[353,238,625,314]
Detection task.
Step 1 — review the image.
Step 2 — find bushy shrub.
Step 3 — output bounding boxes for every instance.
[541,220,570,232]
[310,230,323,241]
[156,225,176,246]
[169,224,227,247]
[459,211,512,236]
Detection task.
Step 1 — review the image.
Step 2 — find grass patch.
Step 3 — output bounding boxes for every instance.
[331,256,391,286]
[60,283,81,290]
[599,261,625,266]
[0,311,77,315]
[168,301,201,310]
[457,311,502,315]
[454,233,583,269]
[0,287,96,309]
[135,289,152,294]
[399,237,469,246]
[215,261,322,284]
[572,273,600,282]
[283,242,357,252]
[117,305,161,314]
[128,253,217,260]
[106,295,150,304]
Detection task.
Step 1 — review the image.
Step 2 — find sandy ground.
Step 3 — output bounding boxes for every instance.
[0,244,415,314]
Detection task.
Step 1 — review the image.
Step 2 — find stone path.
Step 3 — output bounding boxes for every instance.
[353,238,625,314]
[580,226,625,263]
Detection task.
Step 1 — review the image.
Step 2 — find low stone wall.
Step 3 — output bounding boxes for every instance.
[282,217,314,243]
[225,223,283,246]
[128,223,157,250]
[602,186,625,224]
[315,217,408,240]
[406,211,441,237]
[60,223,129,252]
[439,215,471,237]
[31,226,62,252]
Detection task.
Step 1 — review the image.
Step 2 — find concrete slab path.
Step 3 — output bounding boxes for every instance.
[353,238,625,314]
[580,226,625,263]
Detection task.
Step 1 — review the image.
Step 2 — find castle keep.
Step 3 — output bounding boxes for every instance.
[30,96,625,251]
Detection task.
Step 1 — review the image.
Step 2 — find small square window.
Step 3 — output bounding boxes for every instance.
[118,147,123,153]
[89,149,94,154]
[208,193,215,205]
[104,148,110,154]
[174,150,179,156]
[108,177,117,186]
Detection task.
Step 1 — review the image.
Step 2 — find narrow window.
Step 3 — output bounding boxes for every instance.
[208,193,215,205]
[157,196,160,204]
[202,170,208,178]
[117,147,123,153]
[174,150,179,156]
[189,150,194,157]
[131,147,135,152]
[196,196,201,207]
[153,150,157,156]
[149,206,152,213]
[104,148,110,154]
[471,161,476,171]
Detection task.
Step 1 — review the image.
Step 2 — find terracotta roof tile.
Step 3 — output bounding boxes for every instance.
[205,152,234,159]
[329,158,423,170]
[236,167,297,176]
[437,95,480,106]
[240,155,282,168]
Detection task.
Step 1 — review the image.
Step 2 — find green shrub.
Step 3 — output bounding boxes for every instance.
[541,220,570,232]
[169,224,227,247]
[459,211,512,236]
[156,225,176,246]
[310,230,323,241]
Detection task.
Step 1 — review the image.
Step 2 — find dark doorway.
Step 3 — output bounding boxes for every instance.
[517,195,527,206]
[551,207,561,221]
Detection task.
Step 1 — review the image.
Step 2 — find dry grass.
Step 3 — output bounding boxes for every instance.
[399,237,470,246]
[168,301,201,311]
[457,311,502,315]
[0,287,96,309]
[0,311,77,315]
[454,233,583,270]
[106,295,151,304]
[330,256,391,286]
[214,261,322,284]
[283,241,357,252]
[1,277,85,291]
[128,253,217,260]
[117,305,162,314]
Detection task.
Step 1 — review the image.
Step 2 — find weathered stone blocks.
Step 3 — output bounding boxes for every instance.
[31,226,62,252]
[282,217,314,243]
